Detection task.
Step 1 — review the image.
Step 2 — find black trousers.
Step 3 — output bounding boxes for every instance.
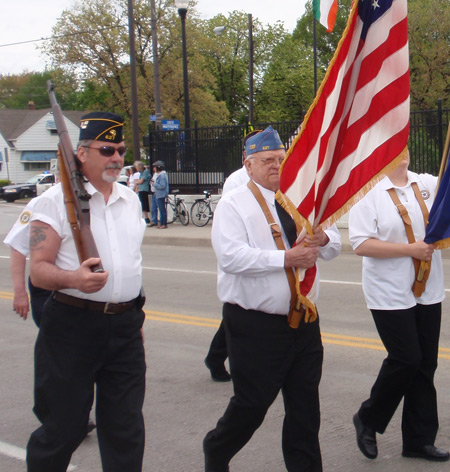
[28,277,51,328]
[26,297,146,472]
[358,303,441,449]
[204,303,323,472]
[205,320,228,367]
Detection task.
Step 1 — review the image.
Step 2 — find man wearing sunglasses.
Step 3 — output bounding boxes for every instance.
[27,112,146,472]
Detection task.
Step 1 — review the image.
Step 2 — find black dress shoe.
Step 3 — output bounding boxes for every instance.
[402,445,450,462]
[353,413,377,459]
[204,359,231,382]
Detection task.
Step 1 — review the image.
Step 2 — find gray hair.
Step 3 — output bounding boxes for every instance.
[77,139,93,149]
[134,161,145,171]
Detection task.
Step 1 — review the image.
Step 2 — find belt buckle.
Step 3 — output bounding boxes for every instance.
[103,302,115,314]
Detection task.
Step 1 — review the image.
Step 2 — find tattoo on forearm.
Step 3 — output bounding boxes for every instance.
[30,226,48,251]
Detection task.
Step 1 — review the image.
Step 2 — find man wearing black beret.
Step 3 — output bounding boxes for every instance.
[26,112,147,472]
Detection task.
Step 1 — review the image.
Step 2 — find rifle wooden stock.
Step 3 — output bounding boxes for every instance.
[48,80,104,273]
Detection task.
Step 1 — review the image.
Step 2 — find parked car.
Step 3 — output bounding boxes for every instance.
[1,172,56,202]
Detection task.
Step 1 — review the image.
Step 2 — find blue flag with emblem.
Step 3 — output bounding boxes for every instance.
[424,124,450,249]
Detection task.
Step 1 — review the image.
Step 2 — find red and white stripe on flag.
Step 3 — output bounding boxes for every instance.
[277,0,410,316]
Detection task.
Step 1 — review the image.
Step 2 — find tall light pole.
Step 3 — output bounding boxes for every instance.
[213,13,254,125]
[248,13,254,125]
[127,0,140,160]
[175,0,191,132]
[150,0,162,131]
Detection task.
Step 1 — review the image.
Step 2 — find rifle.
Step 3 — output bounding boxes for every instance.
[47,80,104,273]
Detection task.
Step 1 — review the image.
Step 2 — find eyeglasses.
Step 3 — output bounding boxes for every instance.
[249,156,284,166]
[84,145,127,157]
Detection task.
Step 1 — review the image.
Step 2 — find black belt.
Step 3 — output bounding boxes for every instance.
[52,291,139,315]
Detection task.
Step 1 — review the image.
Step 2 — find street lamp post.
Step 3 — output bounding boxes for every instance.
[247,13,254,125]
[150,0,162,131]
[213,13,254,125]
[175,0,191,132]
[127,0,140,160]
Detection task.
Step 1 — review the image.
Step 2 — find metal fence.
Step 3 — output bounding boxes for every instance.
[145,102,449,193]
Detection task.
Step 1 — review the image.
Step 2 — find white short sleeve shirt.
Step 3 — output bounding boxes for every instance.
[349,172,445,310]
[3,197,40,256]
[30,182,146,303]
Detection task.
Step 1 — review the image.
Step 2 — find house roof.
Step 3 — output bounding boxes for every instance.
[0,109,85,145]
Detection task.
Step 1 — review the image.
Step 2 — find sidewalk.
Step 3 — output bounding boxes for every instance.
[143,221,355,254]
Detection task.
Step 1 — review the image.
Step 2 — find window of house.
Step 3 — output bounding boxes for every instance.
[24,162,50,172]
[46,120,58,135]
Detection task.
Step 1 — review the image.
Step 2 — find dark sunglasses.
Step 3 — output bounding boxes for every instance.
[84,145,127,157]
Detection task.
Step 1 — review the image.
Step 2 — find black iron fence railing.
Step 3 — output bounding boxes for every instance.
[144,102,449,194]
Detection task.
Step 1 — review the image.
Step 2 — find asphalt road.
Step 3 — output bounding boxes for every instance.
[1,202,450,471]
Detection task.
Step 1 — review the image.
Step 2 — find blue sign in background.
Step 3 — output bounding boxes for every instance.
[161,119,180,130]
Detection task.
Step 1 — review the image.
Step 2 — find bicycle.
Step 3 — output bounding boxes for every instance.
[165,189,189,225]
[190,190,221,227]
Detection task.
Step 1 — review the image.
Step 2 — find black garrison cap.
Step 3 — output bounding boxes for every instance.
[79,112,124,143]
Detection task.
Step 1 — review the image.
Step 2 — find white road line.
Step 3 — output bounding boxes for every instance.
[1,258,449,292]
[321,279,362,286]
[0,440,77,470]
[142,265,216,275]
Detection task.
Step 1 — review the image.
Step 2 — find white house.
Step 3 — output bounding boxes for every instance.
[0,106,84,183]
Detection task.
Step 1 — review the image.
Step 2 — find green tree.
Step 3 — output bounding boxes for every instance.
[0,73,29,109]
[254,0,351,122]
[408,0,450,110]
[256,36,314,122]
[41,0,229,135]
[203,11,288,123]
[293,0,352,73]
[0,70,79,109]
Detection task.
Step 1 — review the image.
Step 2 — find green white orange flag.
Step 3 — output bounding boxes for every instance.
[313,0,338,32]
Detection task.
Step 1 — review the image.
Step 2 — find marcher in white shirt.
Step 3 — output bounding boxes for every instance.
[27,112,146,472]
[221,165,249,194]
[205,129,262,382]
[3,198,41,321]
[349,151,448,463]
[203,126,340,472]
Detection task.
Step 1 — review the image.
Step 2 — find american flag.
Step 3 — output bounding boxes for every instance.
[277,0,410,318]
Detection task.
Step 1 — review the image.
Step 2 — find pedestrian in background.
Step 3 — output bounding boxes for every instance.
[151,160,169,229]
[134,161,152,225]
[129,164,140,192]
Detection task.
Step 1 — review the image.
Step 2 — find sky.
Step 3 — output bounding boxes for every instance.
[0,0,308,75]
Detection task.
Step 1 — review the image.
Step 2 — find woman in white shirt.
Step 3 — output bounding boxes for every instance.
[348,151,448,463]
